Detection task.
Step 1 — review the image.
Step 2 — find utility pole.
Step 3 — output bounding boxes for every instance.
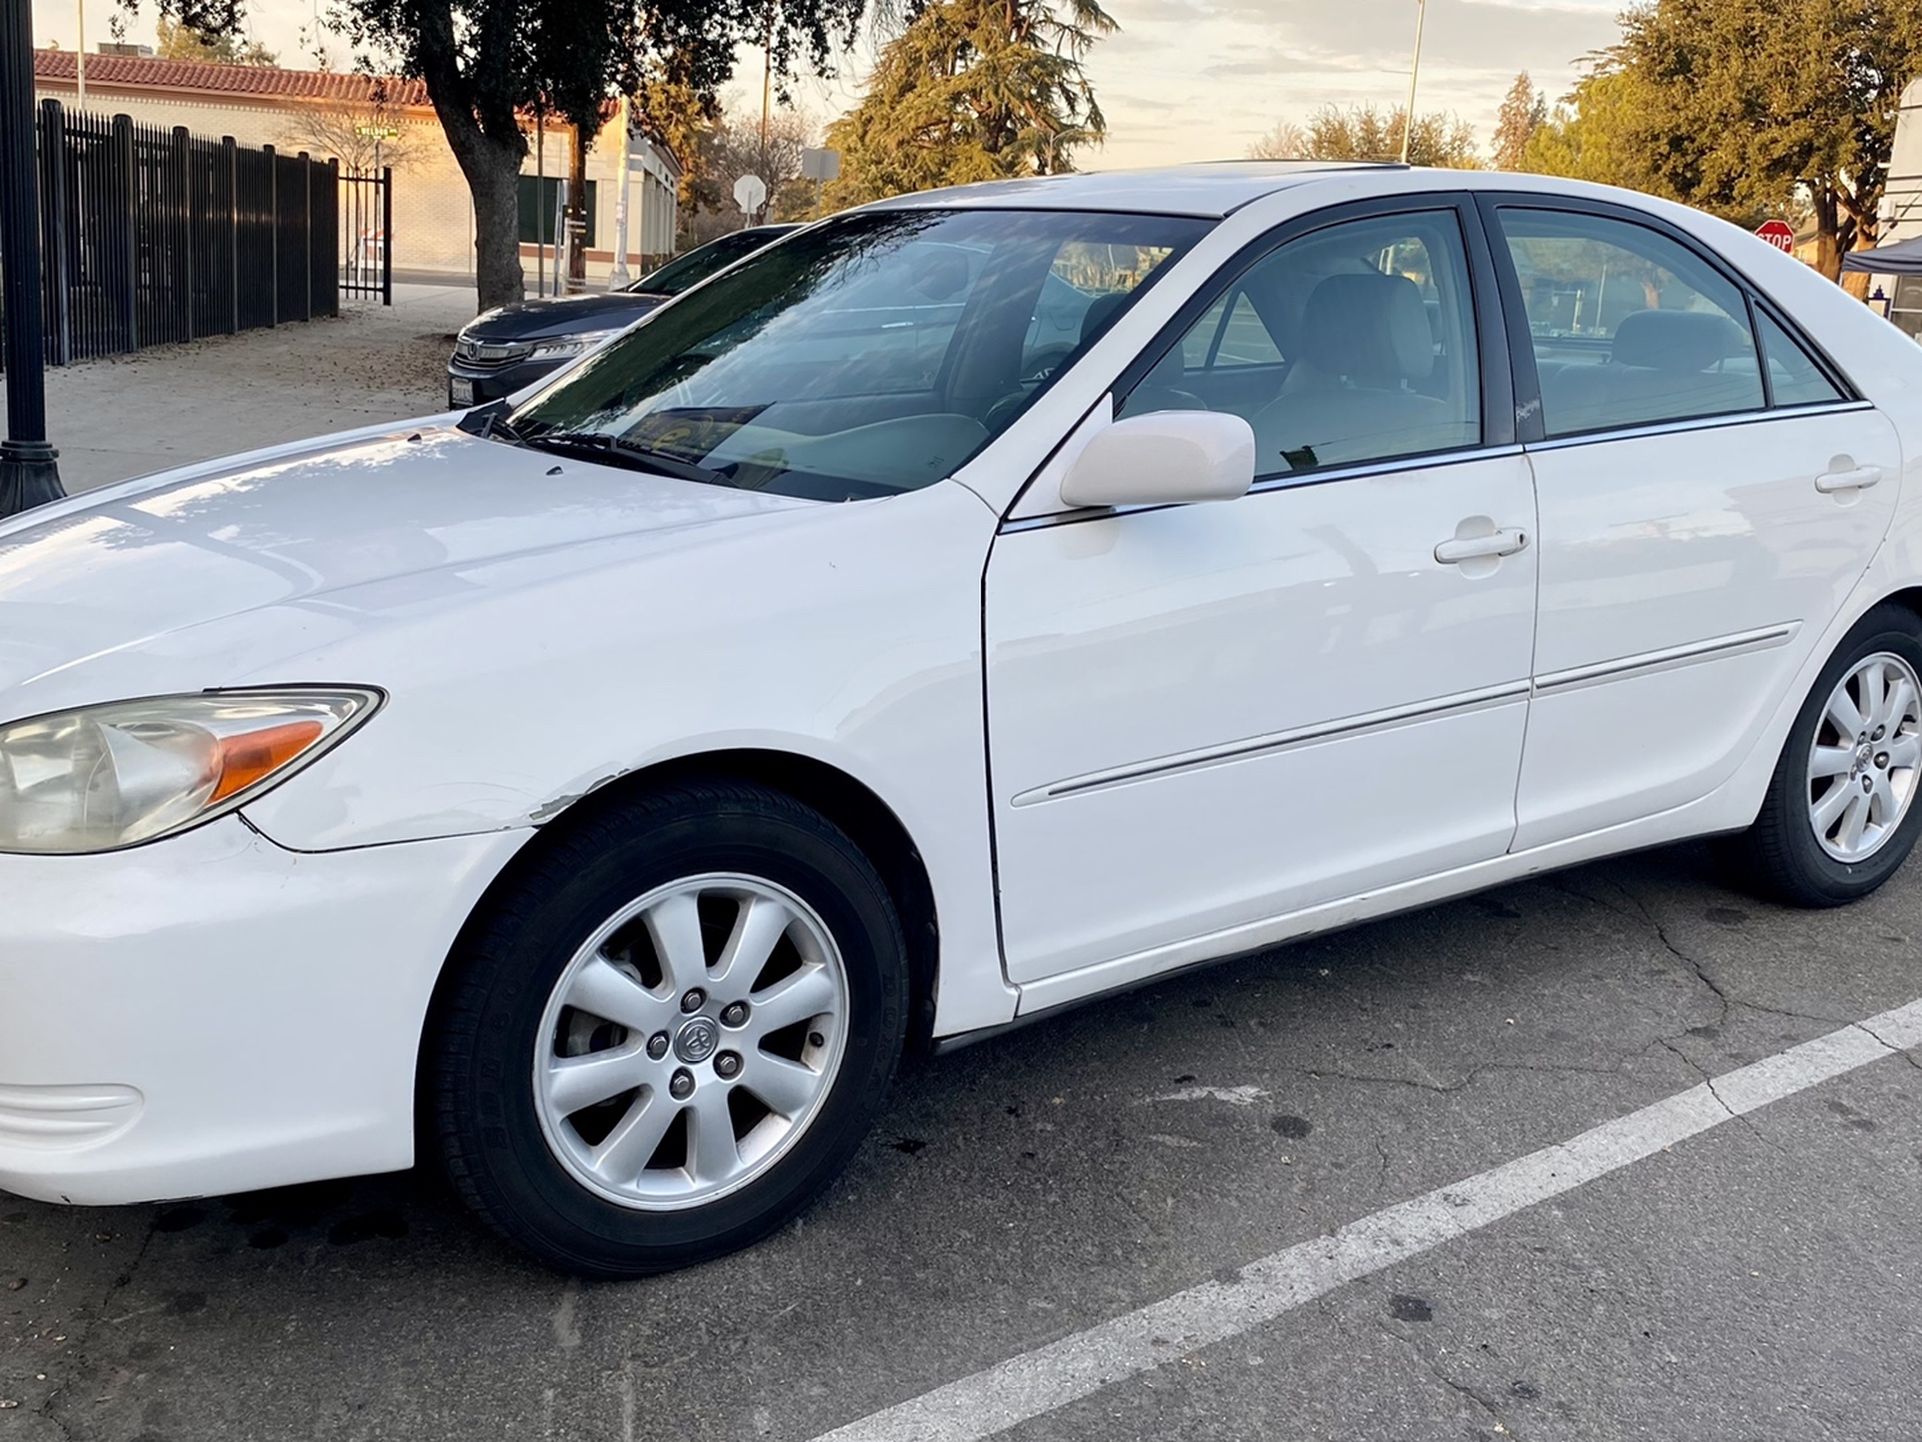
[1398,0,1427,165]
[759,5,774,224]
[0,0,65,517]
[74,0,85,107]
[609,94,632,288]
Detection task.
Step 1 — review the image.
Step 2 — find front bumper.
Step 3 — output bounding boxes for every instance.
[0,817,526,1205]
[446,355,567,407]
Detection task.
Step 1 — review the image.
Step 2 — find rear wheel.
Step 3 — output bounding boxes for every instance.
[1719,604,1922,907]
[430,782,909,1277]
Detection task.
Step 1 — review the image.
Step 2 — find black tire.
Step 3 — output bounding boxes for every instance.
[429,781,909,1277]
[1717,603,1922,908]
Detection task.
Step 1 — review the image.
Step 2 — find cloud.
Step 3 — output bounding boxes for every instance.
[1086,0,1622,168]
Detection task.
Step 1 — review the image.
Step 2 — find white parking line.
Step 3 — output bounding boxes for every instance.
[811,997,1922,1442]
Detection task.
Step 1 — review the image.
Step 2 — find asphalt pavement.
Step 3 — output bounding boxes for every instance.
[6,841,1922,1441]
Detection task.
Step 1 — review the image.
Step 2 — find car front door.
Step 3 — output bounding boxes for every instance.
[985,200,1542,991]
[1485,200,1904,850]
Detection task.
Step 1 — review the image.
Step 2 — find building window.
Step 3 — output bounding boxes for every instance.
[517,176,597,245]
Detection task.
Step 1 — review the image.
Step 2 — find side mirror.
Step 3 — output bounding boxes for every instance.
[1057,411,1256,510]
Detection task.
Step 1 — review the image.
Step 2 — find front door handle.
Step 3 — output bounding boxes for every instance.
[1816,464,1882,494]
[1435,528,1529,565]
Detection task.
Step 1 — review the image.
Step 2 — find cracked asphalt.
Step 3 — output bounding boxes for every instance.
[6,839,1922,1441]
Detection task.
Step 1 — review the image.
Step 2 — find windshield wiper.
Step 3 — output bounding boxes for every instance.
[520,430,732,487]
[457,401,527,445]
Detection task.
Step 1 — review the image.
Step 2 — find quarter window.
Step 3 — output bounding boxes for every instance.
[1756,310,1845,407]
[1124,210,1481,476]
[1496,208,1764,438]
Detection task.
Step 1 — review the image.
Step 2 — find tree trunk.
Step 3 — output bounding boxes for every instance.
[467,148,527,311]
[566,124,590,294]
[1810,187,1843,284]
[413,0,526,314]
[1839,190,1876,302]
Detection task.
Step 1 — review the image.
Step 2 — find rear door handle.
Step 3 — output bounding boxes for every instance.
[1816,464,1882,493]
[1435,528,1529,565]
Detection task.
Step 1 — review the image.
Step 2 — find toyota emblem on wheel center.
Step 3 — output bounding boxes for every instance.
[674,1016,720,1065]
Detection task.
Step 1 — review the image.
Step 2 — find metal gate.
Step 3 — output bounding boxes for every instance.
[339,166,393,305]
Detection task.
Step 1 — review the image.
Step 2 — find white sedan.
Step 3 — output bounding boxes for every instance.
[4,165,1919,1276]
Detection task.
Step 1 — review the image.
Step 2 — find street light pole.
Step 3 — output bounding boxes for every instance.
[0,0,65,518]
[1398,0,1427,165]
[609,93,633,289]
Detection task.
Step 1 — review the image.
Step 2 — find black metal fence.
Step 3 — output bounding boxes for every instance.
[29,99,340,366]
[339,166,392,304]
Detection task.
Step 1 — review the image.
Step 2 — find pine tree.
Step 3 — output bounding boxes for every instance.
[1491,72,1547,172]
[824,0,1117,208]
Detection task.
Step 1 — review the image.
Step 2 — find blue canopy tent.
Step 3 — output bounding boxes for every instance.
[1842,236,1922,274]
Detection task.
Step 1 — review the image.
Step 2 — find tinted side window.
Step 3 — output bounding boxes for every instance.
[1125,210,1481,476]
[1497,208,1763,438]
[1756,310,1845,407]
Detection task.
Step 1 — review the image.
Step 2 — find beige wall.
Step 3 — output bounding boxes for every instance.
[34,79,679,288]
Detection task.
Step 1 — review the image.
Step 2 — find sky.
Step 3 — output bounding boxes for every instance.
[31,0,1627,169]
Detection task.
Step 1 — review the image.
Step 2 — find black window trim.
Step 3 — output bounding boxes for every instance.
[1472,192,1862,449]
[1108,191,1517,485]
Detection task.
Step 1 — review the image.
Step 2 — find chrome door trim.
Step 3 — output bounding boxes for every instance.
[1532,623,1798,698]
[1010,680,1532,807]
[1525,400,1872,455]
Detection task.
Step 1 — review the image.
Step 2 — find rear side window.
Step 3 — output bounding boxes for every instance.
[1124,209,1481,476]
[1756,310,1845,407]
[1497,208,1764,438]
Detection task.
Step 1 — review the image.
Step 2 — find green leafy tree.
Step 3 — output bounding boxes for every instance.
[1248,104,1480,168]
[132,0,867,308]
[155,15,277,65]
[1612,0,1922,281]
[1491,72,1547,171]
[823,0,1116,209]
[1519,68,1673,197]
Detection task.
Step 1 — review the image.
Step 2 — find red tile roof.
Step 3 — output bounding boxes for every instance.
[33,50,431,108]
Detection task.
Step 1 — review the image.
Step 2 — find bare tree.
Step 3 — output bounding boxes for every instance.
[1248,120,1308,160]
[681,105,817,243]
[282,88,423,173]
[1248,104,1480,169]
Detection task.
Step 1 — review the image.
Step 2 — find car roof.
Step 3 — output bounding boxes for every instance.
[865,162,1411,219]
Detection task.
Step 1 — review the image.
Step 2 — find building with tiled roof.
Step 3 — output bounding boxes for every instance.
[33,48,681,286]
[34,49,435,106]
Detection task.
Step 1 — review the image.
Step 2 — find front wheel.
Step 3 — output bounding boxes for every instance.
[429,783,910,1277]
[1719,603,1922,907]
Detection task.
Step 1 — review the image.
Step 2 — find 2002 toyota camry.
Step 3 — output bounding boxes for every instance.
[5,163,1921,1276]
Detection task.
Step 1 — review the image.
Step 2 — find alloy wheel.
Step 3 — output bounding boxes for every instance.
[1807,651,1922,862]
[532,873,849,1211]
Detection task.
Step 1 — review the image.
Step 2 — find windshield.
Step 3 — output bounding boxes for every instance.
[628,230,791,296]
[507,208,1210,500]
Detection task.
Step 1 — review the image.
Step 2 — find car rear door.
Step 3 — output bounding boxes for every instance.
[1483,197,1903,850]
[984,197,1542,991]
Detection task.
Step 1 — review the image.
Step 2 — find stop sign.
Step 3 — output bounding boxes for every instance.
[1755,219,1796,252]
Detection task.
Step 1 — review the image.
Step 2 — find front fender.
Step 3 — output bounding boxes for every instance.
[238,479,1019,1035]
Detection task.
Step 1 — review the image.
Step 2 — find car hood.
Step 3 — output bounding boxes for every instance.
[464,292,668,342]
[0,425,810,710]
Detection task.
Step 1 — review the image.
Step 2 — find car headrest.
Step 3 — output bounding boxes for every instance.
[1079,290,1131,346]
[1298,272,1434,386]
[1610,309,1749,372]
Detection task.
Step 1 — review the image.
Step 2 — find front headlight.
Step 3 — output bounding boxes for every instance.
[0,688,381,855]
[529,329,624,361]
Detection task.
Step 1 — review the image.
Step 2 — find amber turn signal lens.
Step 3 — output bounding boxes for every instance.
[210,720,327,803]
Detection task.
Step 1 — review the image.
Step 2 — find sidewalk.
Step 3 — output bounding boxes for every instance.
[45,282,480,494]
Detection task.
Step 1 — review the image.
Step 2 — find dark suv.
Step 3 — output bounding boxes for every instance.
[446,225,799,407]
